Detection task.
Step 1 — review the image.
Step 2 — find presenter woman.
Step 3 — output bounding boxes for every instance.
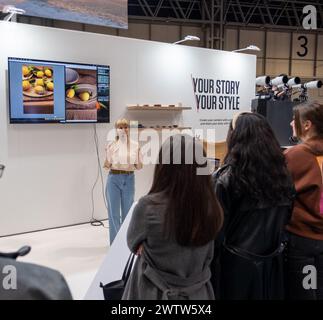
[285,101,323,300]
[104,119,143,245]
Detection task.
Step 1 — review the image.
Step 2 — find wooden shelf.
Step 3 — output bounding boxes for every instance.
[136,127,192,131]
[127,106,192,111]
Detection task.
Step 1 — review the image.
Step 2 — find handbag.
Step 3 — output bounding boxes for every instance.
[100,253,135,300]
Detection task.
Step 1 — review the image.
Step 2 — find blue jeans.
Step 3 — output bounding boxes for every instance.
[106,173,134,245]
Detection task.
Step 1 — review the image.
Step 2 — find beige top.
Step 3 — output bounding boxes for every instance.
[104,138,143,171]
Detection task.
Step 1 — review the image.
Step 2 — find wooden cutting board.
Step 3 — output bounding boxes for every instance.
[23,100,54,107]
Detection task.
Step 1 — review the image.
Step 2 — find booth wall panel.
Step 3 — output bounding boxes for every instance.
[0,22,255,236]
[265,59,289,76]
[84,24,118,35]
[119,23,150,39]
[239,30,265,58]
[291,60,315,78]
[151,24,180,43]
[224,28,238,51]
[54,20,83,32]
[266,32,290,59]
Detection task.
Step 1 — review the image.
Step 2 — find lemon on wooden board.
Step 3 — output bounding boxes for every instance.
[66,88,75,98]
[35,79,44,86]
[45,69,52,77]
[36,71,44,78]
[79,92,90,101]
[35,85,45,95]
[46,82,54,91]
[22,80,31,91]
[22,66,30,76]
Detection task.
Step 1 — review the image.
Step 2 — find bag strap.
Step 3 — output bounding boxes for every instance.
[224,241,286,261]
[121,253,135,282]
[0,246,31,260]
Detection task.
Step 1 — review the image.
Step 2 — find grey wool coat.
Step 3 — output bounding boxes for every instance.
[122,192,215,300]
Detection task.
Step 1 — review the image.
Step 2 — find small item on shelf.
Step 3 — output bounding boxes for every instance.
[129,120,138,128]
[173,125,178,128]
[168,104,175,107]
[138,123,145,128]
[154,104,162,107]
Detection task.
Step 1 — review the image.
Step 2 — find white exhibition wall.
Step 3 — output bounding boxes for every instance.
[0,21,256,236]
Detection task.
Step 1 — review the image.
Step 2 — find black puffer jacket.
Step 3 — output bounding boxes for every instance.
[211,165,294,300]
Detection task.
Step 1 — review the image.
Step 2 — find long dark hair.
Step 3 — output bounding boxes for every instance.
[293,101,323,139]
[225,112,293,203]
[149,134,223,247]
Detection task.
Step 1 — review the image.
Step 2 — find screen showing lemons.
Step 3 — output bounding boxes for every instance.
[22,65,54,96]
[10,57,110,123]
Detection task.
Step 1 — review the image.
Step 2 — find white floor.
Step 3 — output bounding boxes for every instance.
[0,223,110,300]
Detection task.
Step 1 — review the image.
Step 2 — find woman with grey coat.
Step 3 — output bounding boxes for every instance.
[122,134,223,300]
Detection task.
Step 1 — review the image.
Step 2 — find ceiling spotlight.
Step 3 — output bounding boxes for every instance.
[232,45,261,52]
[2,5,26,22]
[173,35,200,45]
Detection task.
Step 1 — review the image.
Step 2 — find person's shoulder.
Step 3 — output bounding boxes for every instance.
[133,195,151,211]
[132,195,158,221]
[284,143,317,173]
[213,164,232,185]
[0,258,72,299]
[2,258,65,282]
[136,193,166,211]
[139,192,162,204]
[284,143,312,159]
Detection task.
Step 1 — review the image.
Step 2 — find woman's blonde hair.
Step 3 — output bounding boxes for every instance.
[115,118,129,129]
[115,118,129,140]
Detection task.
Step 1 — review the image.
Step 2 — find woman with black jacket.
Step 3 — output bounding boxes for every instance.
[211,112,295,300]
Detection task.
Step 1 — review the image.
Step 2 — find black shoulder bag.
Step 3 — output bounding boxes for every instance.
[100,253,135,300]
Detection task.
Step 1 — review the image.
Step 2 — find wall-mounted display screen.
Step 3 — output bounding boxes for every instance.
[8,57,110,124]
